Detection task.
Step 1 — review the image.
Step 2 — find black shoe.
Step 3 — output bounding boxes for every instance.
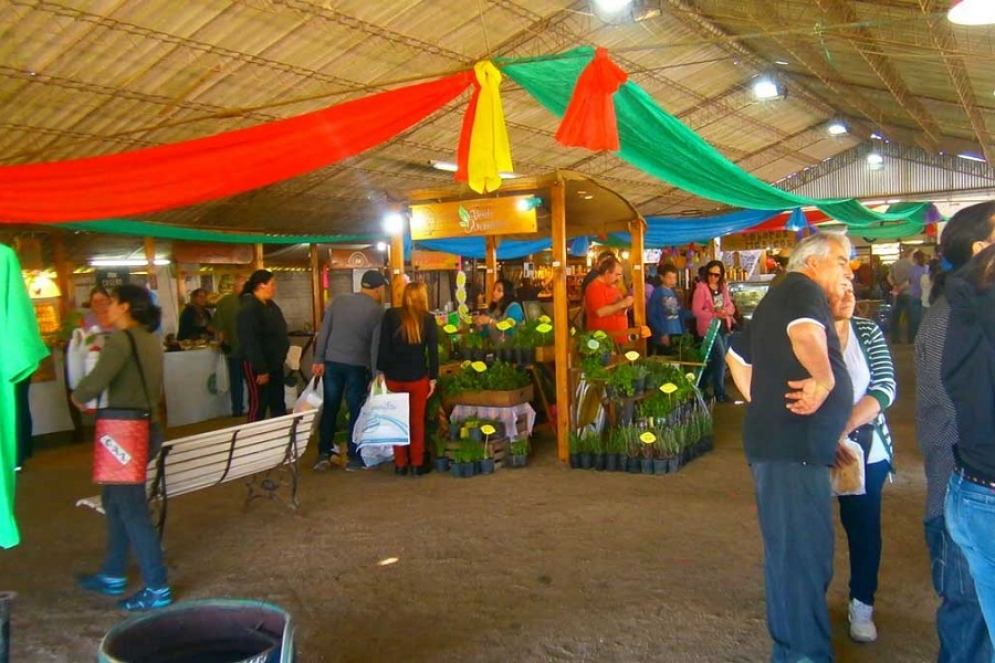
[715,394,732,403]
[395,466,409,476]
[412,464,431,476]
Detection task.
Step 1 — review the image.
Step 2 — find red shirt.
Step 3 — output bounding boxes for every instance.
[585,278,628,342]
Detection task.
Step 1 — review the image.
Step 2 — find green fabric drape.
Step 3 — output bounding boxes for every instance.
[56,220,376,244]
[499,49,928,227]
[826,202,943,239]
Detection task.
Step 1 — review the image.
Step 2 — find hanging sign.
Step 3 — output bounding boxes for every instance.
[96,269,130,290]
[411,250,460,271]
[722,231,797,252]
[328,249,378,269]
[409,196,538,240]
[173,242,253,265]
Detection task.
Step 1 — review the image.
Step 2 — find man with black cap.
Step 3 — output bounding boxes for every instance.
[311,270,387,471]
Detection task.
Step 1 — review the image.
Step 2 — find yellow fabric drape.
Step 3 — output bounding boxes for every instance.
[467,61,513,194]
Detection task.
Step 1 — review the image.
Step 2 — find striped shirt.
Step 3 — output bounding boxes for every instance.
[850,317,896,467]
[914,296,957,520]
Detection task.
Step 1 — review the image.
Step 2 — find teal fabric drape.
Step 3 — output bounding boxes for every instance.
[499,49,928,227]
[56,220,376,244]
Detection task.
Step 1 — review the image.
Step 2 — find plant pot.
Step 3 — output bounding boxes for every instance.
[627,457,642,473]
[700,434,714,452]
[653,459,669,475]
[569,453,580,469]
[498,348,512,363]
[460,462,475,478]
[479,458,495,475]
[470,349,485,361]
[509,454,527,468]
[633,376,647,395]
[600,351,612,367]
[484,352,496,367]
[580,452,594,470]
[640,458,654,475]
[449,422,460,440]
[667,456,682,474]
[616,455,628,472]
[434,457,450,473]
[594,453,607,471]
[606,453,619,472]
[449,462,461,478]
[619,402,635,426]
[470,428,483,443]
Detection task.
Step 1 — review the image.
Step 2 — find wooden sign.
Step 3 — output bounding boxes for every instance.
[411,250,460,271]
[328,249,379,269]
[173,241,253,265]
[722,230,799,252]
[409,196,538,240]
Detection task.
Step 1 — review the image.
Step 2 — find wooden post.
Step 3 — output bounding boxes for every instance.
[551,179,570,462]
[485,235,498,305]
[51,232,73,316]
[252,243,264,270]
[629,218,646,354]
[389,233,405,307]
[143,236,158,291]
[309,244,322,332]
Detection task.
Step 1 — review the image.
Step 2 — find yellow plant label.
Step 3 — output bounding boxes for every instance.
[538,315,551,323]
[471,361,487,372]
[496,320,513,331]
[593,331,607,340]
[624,351,640,362]
[480,424,496,436]
[458,303,469,316]
[587,339,601,350]
[660,382,678,394]
[640,432,657,444]
[685,372,696,383]
[443,324,459,335]
[461,360,471,369]
[536,323,553,334]
[456,271,467,287]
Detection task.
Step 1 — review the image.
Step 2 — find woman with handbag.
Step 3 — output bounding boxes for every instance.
[377,282,439,476]
[828,280,896,643]
[71,284,171,612]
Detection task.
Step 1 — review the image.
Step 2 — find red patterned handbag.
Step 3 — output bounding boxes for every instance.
[92,331,153,485]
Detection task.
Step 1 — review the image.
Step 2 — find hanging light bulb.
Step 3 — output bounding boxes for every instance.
[827,119,849,136]
[948,0,995,25]
[752,75,786,100]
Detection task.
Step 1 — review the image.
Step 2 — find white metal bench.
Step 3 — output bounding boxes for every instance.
[76,409,319,537]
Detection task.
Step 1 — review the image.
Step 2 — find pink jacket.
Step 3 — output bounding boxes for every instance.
[691,281,734,337]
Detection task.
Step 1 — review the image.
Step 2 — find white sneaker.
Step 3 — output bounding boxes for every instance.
[848,598,878,643]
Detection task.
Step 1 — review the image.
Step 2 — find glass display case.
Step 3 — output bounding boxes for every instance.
[728,278,773,321]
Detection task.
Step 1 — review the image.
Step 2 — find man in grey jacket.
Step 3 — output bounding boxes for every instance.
[311,270,386,471]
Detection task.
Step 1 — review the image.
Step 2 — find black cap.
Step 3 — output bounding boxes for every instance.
[361,270,387,289]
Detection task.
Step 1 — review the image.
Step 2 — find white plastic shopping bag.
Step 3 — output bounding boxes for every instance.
[69,326,109,410]
[214,352,230,395]
[360,444,394,467]
[831,438,866,496]
[294,376,324,413]
[354,378,410,448]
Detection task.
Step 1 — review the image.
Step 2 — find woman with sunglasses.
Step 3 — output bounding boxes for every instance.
[692,260,736,402]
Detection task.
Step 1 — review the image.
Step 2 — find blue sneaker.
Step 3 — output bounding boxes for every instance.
[77,573,127,596]
[117,586,173,611]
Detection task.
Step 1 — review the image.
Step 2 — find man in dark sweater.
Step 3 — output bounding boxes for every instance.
[311,270,386,471]
[726,232,854,663]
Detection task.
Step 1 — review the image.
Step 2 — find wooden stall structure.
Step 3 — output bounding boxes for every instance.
[401,170,644,461]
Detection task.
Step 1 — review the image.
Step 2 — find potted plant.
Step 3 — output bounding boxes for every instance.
[455,439,478,478]
[579,431,597,470]
[568,431,583,469]
[625,426,642,474]
[433,433,450,473]
[508,438,529,468]
[605,427,625,472]
[632,363,649,395]
[479,424,497,475]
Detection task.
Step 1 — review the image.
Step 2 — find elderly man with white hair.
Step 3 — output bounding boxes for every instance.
[726,231,855,663]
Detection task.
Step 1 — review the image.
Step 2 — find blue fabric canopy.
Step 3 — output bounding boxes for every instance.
[613,208,788,247]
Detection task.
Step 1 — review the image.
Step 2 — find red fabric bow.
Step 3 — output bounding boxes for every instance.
[555,48,628,152]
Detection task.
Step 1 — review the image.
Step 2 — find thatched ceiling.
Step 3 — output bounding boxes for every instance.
[2,0,993,235]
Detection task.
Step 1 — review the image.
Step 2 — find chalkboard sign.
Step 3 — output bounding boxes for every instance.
[96,269,130,289]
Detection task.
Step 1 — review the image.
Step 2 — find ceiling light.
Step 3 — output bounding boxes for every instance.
[870,132,884,140]
[383,212,405,236]
[375,241,387,252]
[90,259,170,267]
[948,0,995,25]
[752,76,786,100]
[593,0,633,13]
[866,153,884,170]
[958,152,987,163]
[498,171,523,180]
[429,160,458,173]
[827,119,849,136]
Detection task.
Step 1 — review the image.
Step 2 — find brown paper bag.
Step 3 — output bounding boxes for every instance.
[831,438,866,496]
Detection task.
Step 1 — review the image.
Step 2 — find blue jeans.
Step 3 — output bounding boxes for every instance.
[704,333,728,399]
[318,362,370,461]
[226,354,245,417]
[946,472,995,653]
[925,514,994,663]
[909,299,924,342]
[891,293,912,343]
[102,484,167,588]
[751,461,834,663]
[837,460,889,605]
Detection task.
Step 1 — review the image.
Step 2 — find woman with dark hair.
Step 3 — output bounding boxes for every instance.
[378,282,439,476]
[236,270,290,422]
[474,279,524,336]
[915,200,995,662]
[71,284,171,611]
[692,260,735,402]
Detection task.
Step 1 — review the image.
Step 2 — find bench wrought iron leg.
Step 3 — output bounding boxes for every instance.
[244,461,299,511]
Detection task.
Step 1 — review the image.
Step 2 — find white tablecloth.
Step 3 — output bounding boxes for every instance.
[164,348,230,426]
[451,403,536,440]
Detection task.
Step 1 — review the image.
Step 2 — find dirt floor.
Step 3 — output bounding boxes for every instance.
[2,344,945,662]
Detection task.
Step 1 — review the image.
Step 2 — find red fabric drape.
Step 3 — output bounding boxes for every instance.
[554,47,627,152]
[454,78,482,184]
[0,73,473,222]
[740,209,830,232]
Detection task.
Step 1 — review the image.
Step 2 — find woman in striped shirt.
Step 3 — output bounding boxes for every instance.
[829,279,896,644]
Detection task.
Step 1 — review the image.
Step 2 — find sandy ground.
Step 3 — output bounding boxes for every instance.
[2,344,944,662]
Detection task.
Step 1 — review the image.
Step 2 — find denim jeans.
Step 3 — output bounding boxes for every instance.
[751,461,834,663]
[318,362,370,460]
[891,293,912,343]
[925,514,994,663]
[909,299,924,342]
[704,333,728,399]
[101,484,167,588]
[946,472,995,653]
[837,460,889,605]
[226,354,245,417]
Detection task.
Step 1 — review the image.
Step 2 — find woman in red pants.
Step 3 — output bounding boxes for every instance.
[377,282,439,476]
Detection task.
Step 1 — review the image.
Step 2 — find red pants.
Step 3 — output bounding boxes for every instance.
[385,377,429,468]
